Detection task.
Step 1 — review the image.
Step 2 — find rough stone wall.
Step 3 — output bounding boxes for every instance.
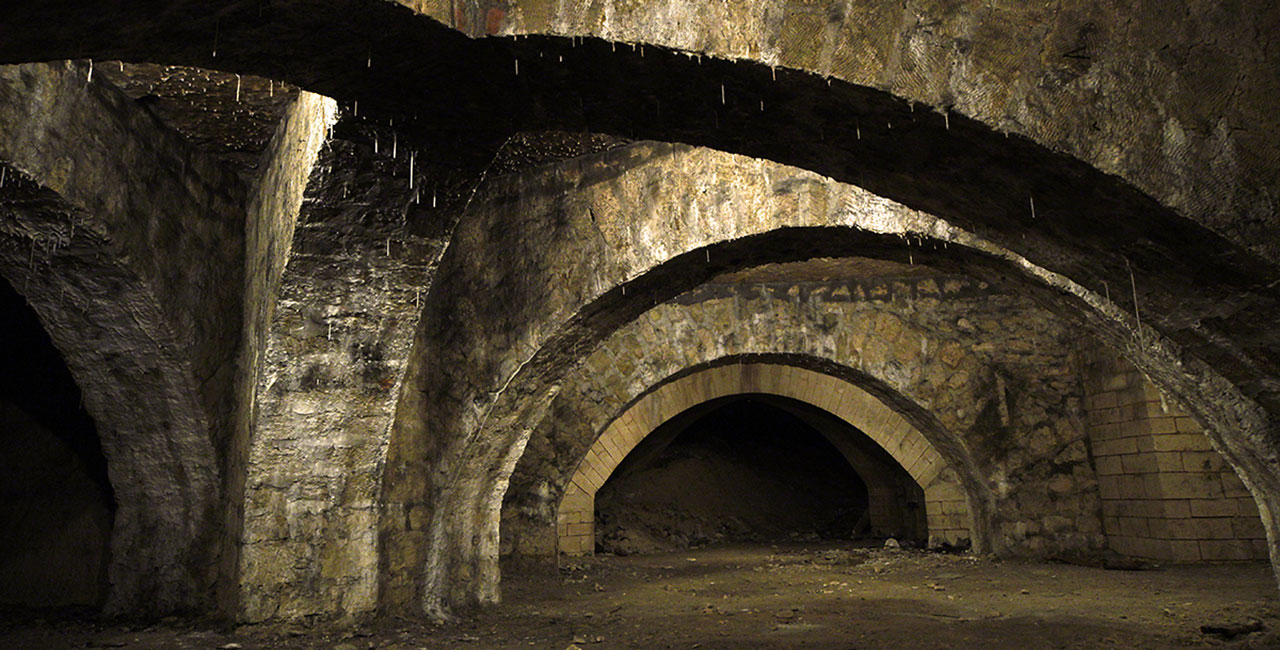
[0,62,244,614]
[222,91,337,616]
[236,113,448,622]
[1083,346,1267,562]
[417,0,1280,264]
[504,275,1102,563]
[382,140,1276,616]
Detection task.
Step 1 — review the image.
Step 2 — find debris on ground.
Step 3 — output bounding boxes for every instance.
[2,542,1276,650]
[1201,619,1264,640]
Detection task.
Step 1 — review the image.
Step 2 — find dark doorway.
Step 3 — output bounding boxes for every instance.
[595,395,869,555]
[0,276,113,608]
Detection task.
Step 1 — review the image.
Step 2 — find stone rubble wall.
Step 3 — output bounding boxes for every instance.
[503,275,1105,563]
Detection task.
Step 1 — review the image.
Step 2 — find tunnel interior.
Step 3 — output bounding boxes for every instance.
[0,0,1276,644]
[594,393,925,555]
[0,275,113,609]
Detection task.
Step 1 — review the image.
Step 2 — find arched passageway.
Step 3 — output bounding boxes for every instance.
[556,363,973,558]
[0,2,1275,629]
[592,393,928,555]
[0,276,112,608]
[0,146,225,614]
[390,144,1157,616]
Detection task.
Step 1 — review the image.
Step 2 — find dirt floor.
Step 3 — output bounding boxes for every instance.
[4,542,1279,649]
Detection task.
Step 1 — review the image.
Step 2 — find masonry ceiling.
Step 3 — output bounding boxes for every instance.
[4,1,1276,417]
[95,63,299,174]
[714,257,941,285]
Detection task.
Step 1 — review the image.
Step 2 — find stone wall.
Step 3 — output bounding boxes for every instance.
[0,62,242,614]
[236,112,447,622]
[503,273,1105,565]
[1083,346,1267,562]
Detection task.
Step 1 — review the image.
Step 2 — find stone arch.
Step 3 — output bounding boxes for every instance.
[383,142,1275,618]
[2,2,1273,266]
[0,9,1272,418]
[499,270,1108,563]
[427,0,1275,240]
[0,166,220,614]
[557,362,971,556]
[0,7,1271,438]
[0,9,1274,603]
[0,3,1272,623]
[0,63,241,614]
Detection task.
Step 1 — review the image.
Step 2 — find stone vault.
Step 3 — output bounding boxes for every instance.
[0,0,1276,624]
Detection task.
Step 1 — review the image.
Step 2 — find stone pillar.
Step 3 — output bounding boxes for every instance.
[1083,346,1267,562]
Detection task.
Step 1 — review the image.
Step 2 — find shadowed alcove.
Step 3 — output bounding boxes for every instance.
[595,393,928,555]
[0,276,112,609]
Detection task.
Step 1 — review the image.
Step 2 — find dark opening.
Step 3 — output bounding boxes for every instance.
[0,276,113,609]
[595,395,871,555]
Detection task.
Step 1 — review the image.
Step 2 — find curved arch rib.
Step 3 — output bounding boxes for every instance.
[558,362,974,555]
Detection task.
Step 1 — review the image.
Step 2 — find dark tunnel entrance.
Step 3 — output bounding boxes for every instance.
[0,276,113,609]
[594,394,926,555]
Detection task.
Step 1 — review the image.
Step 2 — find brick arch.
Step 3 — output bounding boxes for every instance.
[557,363,970,556]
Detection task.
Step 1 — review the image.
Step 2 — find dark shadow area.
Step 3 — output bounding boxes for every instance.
[0,275,112,609]
[595,395,870,555]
